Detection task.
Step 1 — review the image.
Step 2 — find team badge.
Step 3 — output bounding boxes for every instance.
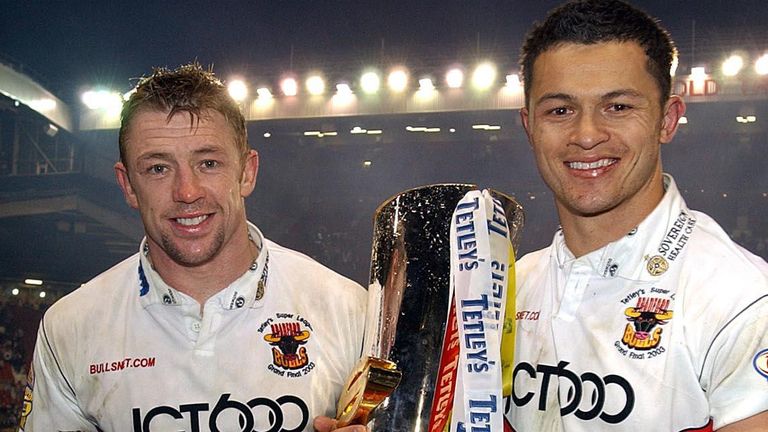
[622,297,673,351]
[259,313,316,377]
[19,364,34,430]
[646,255,668,276]
[754,349,768,382]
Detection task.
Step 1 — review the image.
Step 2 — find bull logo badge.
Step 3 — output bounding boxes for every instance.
[622,297,673,350]
[264,322,311,370]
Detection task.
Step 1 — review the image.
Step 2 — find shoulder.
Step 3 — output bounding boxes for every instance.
[684,210,768,285]
[675,210,768,322]
[265,239,366,297]
[42,254,139,331]
[516,245,553,278]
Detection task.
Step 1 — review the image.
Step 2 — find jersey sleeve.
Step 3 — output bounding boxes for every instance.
[701,295,768,429]
[20,317,97,432]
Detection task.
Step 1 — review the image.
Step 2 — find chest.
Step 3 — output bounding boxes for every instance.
[508,262,709,429]
[76,305,343,432]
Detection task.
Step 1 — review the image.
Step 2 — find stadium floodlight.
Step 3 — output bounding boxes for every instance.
[388,69,409,93]
[446,68,464,88]
[360,72,380,94]
[756,54,768,76]
[690,67,706,79]
[81,90,122,111]
[505,74,521,88]
[281,78,298,96]
[472,63,497,90]
[227,79,248,102]
[336,83,353,96]
[256,87,273,99]
[722,55,744,77]
[81,90,101,109]
[418,78,435,92]
[306,75,325,95]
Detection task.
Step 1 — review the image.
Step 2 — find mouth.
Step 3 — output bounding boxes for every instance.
[174,214,210,227]
[566,158,618,170]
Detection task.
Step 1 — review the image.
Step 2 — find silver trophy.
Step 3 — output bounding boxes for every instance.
[337,184,523,430]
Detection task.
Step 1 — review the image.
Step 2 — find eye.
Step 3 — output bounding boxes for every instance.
[201,160,219,169]
[551,107,570,116]
[148,164,167,175]
[609,103,632,112]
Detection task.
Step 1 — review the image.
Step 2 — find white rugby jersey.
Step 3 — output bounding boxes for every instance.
[504,175,768,431]
[21,224,366,432]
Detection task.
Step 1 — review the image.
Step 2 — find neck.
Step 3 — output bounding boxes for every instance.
[148,230,257,306]
[559,180,665,258]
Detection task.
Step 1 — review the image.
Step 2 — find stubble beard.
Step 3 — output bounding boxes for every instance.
[160,228,226,267]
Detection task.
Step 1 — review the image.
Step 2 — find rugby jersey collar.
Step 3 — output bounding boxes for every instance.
[553,174,694,282]
[137,222,270,309]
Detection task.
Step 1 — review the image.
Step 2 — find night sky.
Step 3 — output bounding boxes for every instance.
[2,0,766,104]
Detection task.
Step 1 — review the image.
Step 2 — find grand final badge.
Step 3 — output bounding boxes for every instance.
[258,313,315,378]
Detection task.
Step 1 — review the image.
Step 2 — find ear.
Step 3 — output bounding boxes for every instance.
[114,162,139,209]
[659,95,686,144]
[240,149,259,198]
[520,107,534,147]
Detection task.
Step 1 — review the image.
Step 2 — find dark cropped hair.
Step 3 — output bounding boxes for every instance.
[520,0,676,107]
[118,62,247,165]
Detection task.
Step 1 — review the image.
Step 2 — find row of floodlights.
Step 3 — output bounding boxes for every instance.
[80,53,767,110]
[721,54,768,77]
[81,63,520,110]
[226,64,520,101]
[228,53,768,101]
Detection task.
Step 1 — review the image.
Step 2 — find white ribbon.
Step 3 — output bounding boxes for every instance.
[449,190,511,432]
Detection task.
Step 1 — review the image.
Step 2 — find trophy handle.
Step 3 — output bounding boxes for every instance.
[336,356,403,427]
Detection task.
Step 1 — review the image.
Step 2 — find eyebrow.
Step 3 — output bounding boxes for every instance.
[535,89,645,105]
[136,152,173,163]
[601,89,644,101]
[535,93,575,105]
[136,145,225,162]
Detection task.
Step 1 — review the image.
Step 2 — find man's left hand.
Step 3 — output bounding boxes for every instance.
[313,416,368,432]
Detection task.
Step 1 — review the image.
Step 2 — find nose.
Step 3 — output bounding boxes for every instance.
[173,166,204,203]
[569,111,609,150]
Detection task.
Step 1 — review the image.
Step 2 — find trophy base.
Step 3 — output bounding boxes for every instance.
[336,356,403,427]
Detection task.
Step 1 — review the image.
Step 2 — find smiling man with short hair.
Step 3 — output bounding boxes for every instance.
[21,63,367,432]
[504,1,768,430]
